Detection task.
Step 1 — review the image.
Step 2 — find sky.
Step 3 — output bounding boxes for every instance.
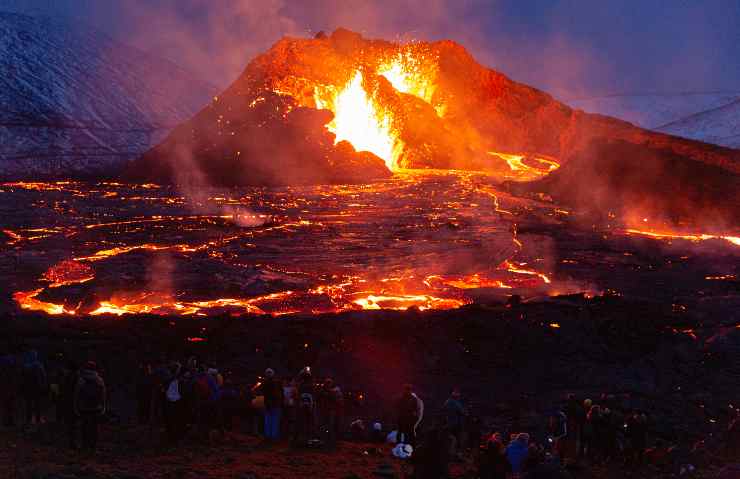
[2,0,739,99]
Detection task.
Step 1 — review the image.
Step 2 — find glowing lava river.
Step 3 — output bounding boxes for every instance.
[1,171,739,318]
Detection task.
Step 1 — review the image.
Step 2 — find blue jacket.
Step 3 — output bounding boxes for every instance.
[506,440,529,473]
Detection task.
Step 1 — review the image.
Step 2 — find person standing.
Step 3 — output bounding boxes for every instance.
[294,367,315,446]
[21,350,47,426]
[0,351,19,428]
[60,360,80,449]
[443,387,465,450]
[397,384,424,446]
[163,362,184,445]
[74,361,106,453]
[260,368,284,441]
[318,378,343,448]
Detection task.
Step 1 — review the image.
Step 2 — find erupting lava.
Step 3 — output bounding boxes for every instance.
[317,71,400,170]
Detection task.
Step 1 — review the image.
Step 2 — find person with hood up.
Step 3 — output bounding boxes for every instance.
[506,433,530,475]
[21,350,47,426]
[74,361,106,453]
[397,384,424,446]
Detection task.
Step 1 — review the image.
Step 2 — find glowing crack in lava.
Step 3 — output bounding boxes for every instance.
[625,229,740,247]
[316,71,401,170]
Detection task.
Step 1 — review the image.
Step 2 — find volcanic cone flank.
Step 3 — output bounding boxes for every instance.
[127,28,740,189]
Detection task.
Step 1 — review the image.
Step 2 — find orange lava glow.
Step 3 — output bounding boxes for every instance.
[13,289,76,316]
[42,261,95,288]
[316,70,401,170]
[625,229,740,247]
[487,151,560,181]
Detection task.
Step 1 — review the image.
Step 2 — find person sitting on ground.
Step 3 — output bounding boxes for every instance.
[397,384,424,446]
[74,361,106,454]
[505,432,530,475]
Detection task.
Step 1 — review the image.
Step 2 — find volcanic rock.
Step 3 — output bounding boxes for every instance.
[130,28,740,188]
[514,139,740,227]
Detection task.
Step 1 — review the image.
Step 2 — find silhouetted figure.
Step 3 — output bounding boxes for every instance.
[259,368,284,441]
[136,362,153,425]
[397,384,424,446]
[163,362,184,445]
[21,350,47,425]
[0,352,19,427]
[412,427,452,478]
[74,361,106,453]
[479,436,510,479]
[294,367,315,446]
[318,377,343,448]
[60,360,79,449]
[505,433,530,475]
[443,387,465,450]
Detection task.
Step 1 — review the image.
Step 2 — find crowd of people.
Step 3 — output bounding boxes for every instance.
[2,348,739,478]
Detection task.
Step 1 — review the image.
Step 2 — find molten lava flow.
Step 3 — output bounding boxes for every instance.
[625,229,740,247]
[352,294,466,311]
[43,260,94,288]
[318,71,401,170]
[13,289,74,315]
[487,151,560,181]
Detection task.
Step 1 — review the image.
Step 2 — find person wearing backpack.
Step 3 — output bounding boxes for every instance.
[74,361,106,453]
[163,362,184,445]
[294,367,315,446]
[21,350,47,425]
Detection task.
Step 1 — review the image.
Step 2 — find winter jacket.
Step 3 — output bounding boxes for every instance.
[74,369,106,415]
[443,397,464,429]
[506,439,530,474]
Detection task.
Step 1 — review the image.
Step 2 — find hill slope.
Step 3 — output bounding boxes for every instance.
[657,98,740,149]
[0,12,216,179]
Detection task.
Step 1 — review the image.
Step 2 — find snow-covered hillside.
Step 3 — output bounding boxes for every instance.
[656,99,740,149]
[567,92,740,149]
[0,12,216,179]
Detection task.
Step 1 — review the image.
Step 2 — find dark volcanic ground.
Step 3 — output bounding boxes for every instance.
[1,172,740,476]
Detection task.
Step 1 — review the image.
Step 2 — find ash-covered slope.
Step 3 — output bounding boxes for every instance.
[657,98,740,149]
[132,28,740,188]
[0,12,216,179]
[567,92,740,131]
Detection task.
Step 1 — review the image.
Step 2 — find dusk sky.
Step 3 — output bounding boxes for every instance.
[2,0,739,98]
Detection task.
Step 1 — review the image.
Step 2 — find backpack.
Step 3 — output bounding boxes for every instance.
[166,379,181,402]
[77,377,104,412]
